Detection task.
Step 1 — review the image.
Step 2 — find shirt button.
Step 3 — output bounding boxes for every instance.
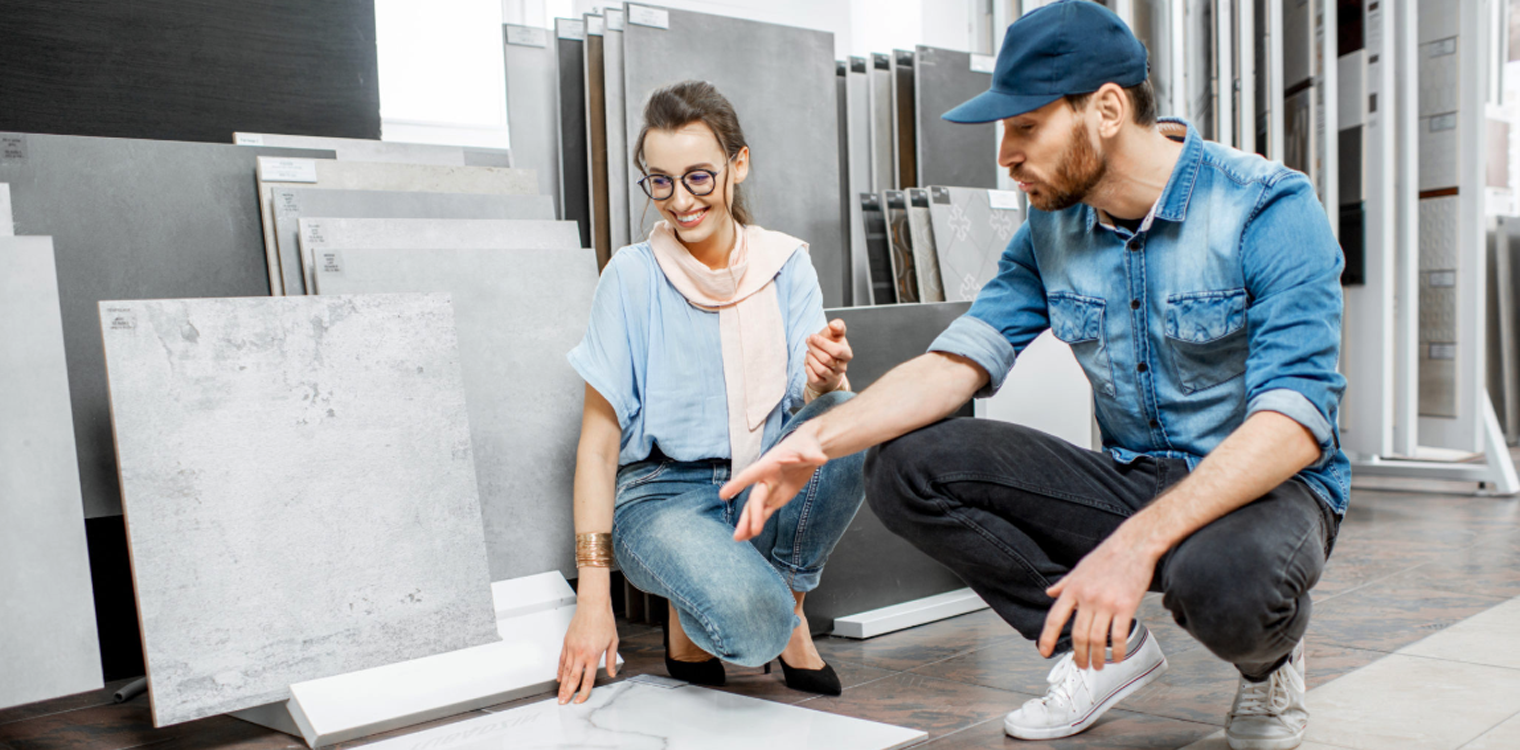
[1137,362,1148,373]
[1149,419,1160,428]
[1130,299,1140,310]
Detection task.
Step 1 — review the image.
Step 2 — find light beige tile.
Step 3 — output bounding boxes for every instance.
[1302,654,1520,750]
[1179,732,1353,750]
[1461,710,1520,749]
[1400,597,1520,670]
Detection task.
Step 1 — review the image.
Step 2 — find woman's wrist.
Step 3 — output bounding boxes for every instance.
[574,566,613,603]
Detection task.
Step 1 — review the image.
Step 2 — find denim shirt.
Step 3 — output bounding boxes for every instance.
[930,119,1350,514]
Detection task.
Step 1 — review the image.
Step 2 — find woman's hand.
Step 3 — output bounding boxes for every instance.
[806,319,852,396]
[557,599,619,704]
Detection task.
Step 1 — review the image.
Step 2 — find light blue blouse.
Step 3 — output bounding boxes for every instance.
[567,242,827,466]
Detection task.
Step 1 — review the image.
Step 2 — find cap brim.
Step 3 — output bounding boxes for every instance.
[942,89,1064,124]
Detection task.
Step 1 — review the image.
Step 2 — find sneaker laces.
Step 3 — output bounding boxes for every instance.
[1035,653,1092,710]
[1235,662,1301,718]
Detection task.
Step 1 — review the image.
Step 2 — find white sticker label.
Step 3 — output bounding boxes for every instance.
[1429,343,1457,360]
[557,19,585,40]
[318,251,343,276]
[1,134,27,161]
[1428,37,1457,57]
[587,16,604,34]
[1429,270,1457,287]
[234,133,265,146]
[505,25,549,48]
[272,190,301,216]
[606,9,625,31]
[1430,113,1458,133]
[628,5,670,29]
[988,190,1021,210]
[260,157,318,183]
[970,54,996,74]
[103,306,136,332]
[303,221,326,246]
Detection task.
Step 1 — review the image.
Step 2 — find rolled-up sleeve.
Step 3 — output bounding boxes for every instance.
[1240,172,1346,468]
[929,223,1050,398]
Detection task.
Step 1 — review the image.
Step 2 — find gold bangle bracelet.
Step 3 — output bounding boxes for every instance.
[575,532,613,568]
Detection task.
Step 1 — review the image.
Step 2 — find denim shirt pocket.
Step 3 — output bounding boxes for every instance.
[1164,288,1249,394]
[1047,292,1116,397]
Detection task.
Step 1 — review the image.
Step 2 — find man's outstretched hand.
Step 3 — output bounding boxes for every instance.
[720,426,829,541]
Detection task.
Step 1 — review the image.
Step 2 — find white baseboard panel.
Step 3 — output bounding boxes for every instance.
[830,588,990,639]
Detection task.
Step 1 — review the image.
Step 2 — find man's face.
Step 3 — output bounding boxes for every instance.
[999,99,1107,212]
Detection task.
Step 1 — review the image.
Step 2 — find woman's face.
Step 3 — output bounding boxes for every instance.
[642,121,749,247]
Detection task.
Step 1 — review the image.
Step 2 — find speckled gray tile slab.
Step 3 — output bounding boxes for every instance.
[314,247,597,579]
[928,186,1023,302]
[914,46,998,189]
[298,218,580,278]
[235,133,511,167]
[269,187,553,295]
[623,5,845,306]
[0,237,102,711]
[0,132,334,518]
[99,294,498,727]
[504,24,562,218]
[256,158,539,295]
[906,188,944,302]
[0,183,12,235]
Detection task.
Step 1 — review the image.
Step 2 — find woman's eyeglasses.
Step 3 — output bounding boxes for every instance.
[637,167,723,200]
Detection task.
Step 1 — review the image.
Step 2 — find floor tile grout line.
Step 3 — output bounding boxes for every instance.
[1455,705,1520,749]
[0,698,122,729]
[913,714,1005,746]
[1391,650,1520,673]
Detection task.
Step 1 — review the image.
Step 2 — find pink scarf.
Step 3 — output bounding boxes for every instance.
[648,221,805,472]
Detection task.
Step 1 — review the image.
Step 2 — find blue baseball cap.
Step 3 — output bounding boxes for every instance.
[943,0,1148,124]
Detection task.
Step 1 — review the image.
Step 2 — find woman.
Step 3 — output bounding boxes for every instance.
[556,80,866,704]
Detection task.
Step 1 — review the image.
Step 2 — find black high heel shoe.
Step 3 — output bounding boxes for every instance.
[766,656,843,696]
[663,615,725,686]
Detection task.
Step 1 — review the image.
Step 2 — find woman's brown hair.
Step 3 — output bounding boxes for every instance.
[632,80,753,226]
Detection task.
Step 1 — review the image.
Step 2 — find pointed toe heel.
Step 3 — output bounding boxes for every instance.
[778,657,842,696]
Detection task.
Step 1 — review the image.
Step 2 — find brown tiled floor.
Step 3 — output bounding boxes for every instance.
[3,477,1518,749]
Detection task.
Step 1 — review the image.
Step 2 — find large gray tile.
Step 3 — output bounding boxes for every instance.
[914,46,998,190]
[315,246,598,579]
[1399,596,1520,670]
[928,186,1023,302]
[906,189,945,302]
[0,183,11,235]
[0,237,102,710]
[623,5,846,307]
[99,294,498,726]
[844,59,873,305]
[557,19,591,249]
[503,24,562,218]
[602,12,631,256]
[1303,654,1520,750]
[0,132,334,518]
[298,218,579,272]
[234,133,509,167]
[269,187,552,295]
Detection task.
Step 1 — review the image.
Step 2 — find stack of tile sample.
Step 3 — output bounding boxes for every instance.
[233,132,510,167]
[503,24,563,217]
[928,186,1024,302]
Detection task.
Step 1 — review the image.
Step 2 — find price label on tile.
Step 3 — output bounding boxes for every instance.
[1429,343,1457,360]
[628,5,669,29]
[234,133,265,146]
[1428,270,1457,287]
[970,54,996,74]
[606,9,625,31]
[318,251,343,277]
[1429,113,1457,133]
[273,190,301,216]
[557,19,585,40]
[104,306,137,332]
[1428,37,1457,57]
[259,157,318,183]
[506,25,549,48]
[988,190,1021,210]
[587,15,604,35]
[303,221,326,246]
[1,134,26,161]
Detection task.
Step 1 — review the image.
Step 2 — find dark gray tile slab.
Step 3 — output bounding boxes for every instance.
[623,5,846,307]
[0,132,334,518]
[914,46,998,190]
[99,294,498,727]
[861,193,895,305]
[558,19,592,249]
[928,186,1023,302]
[504,24,563,217]
[314,246,599,580]
[0,237,103,711]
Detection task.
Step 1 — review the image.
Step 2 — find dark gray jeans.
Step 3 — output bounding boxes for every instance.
[864,418,1339,681]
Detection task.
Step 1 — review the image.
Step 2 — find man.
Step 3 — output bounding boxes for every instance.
[721,2,1346,748]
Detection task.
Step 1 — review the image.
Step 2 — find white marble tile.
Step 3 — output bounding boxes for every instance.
[100,294,498,726]
[367,680,925,749]
[255,158,539,294]
[313,246,595,579]
[1400,596,1520,670]
[297,218,580,274]
[235,133,510,167]
[1461,711,1520,749]
[0,237,103,710]
[0,183,12,235]
[1301,653,1520,750]
[268,187,553,295]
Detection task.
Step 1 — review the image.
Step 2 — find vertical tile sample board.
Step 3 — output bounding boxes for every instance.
[603,9,632,255]
[0,182,12,235]
[622,4,846,307]
[0,132,334,518]
[269,187,553,296]
[915,46,998,189]
[583,16,613,268]
[0,0,380,143]
[0,237,103,711]
[845,58,874,306]
[869,52,898,193]
[861,193,896,305]
[364,680,926,749]
[929,186,1023,302]
[504,24,563,218]
[894,49,918,188]
[234,133,511,167]
[298,218,581,270]
[315,247,598,580]
[884,190,919,302]
[255,157,538,296]
[807,302,974,632]
[100,294,499,727]
[557,18,593,249]
[906,188,945,302]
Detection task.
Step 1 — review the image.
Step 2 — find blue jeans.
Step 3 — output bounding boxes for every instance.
[612,391,866,667]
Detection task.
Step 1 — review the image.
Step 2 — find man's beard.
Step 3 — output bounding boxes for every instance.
[1020,121,1107,212]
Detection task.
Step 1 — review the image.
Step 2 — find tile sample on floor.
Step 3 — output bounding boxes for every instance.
[255,157,538,295]
[366,680,926,749]
[269,188,553,295]
[0,182,11,235]
[906,188,944,302]
[915,46,998,189]
[623,5,845,307]
[0,237,103,711]
[235,133,510,166]
[504,24,563,218]
[583,18,612,268]
[557,18,592,249]
[298,218,580,280]
[884,190,919,303]
[100,294,499,727]
[929,186,1023,302]
[861,193,896,305]
[314,247,597,580]
[603,9,631,255]
[0,132,334,519]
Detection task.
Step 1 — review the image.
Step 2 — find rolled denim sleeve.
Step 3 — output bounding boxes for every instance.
[928,222,1050,398]
[1240,171,1346,468]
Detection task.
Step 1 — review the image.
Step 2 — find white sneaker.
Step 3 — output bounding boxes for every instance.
[1226,641,1309,750]
[1003,624,1168,740]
